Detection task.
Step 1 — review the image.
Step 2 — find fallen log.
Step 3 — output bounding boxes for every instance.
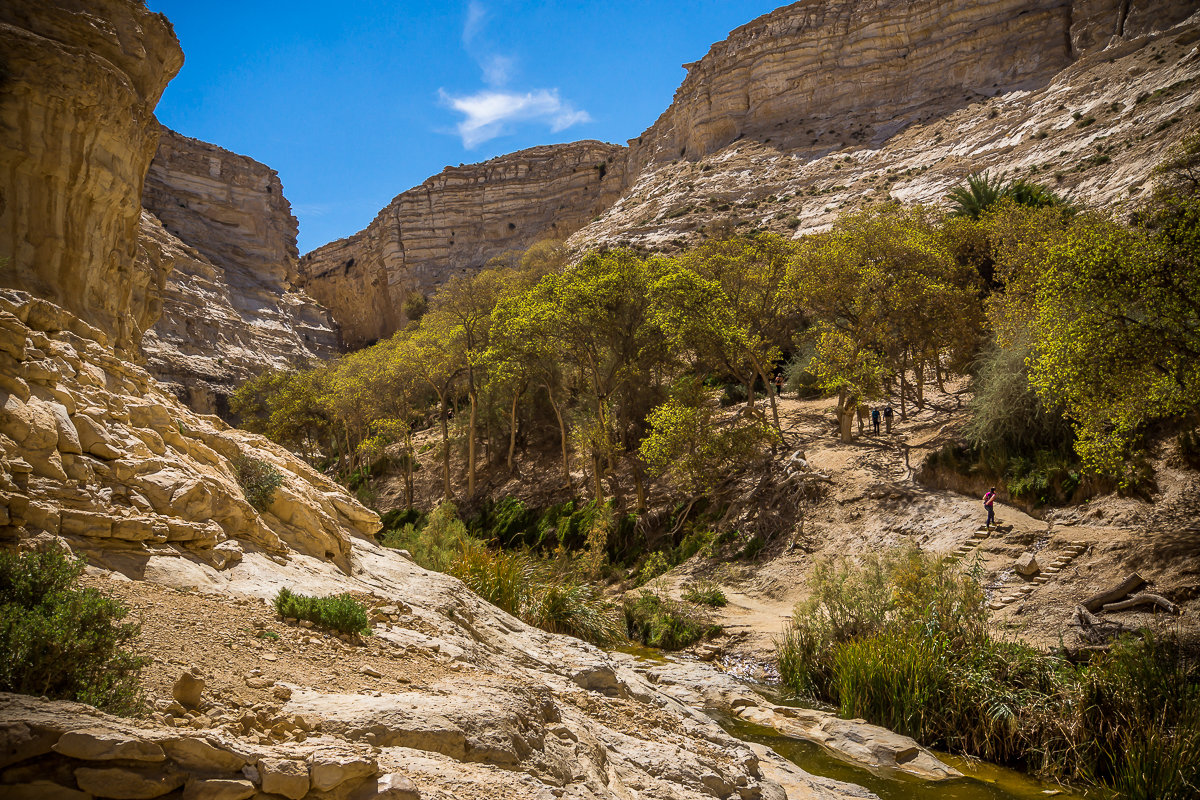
[1082,573,1147,612]
[1101,593,1179,615]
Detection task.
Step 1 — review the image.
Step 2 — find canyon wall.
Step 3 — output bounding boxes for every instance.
[0,0,183,354]
[570,0,1200,251]
[624,0,1197,173]
[298,141,625,349]
[140,128,338,415]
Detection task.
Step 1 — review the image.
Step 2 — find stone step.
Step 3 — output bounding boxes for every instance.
[1032,576,1051,585]
[1044,567,1061,574]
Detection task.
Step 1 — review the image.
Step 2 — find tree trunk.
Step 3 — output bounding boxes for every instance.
[837,391,854,443]
[914,360,925,409]
[592,451,605,501]
[507,393,519,471]
[439,395,452,500]
[546,383,571,488]
[751,357,785,445]
[899,352,909,420]
[467,388,477,497]
[935,355,947,393]
[631,455,647,511]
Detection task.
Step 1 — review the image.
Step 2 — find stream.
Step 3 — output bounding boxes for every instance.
[616,647,1098,800]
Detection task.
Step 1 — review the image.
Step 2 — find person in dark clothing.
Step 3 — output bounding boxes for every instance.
[870,406,881,434]
[774,374,784,397]
[883,404,894,433]
[983,487,996,528]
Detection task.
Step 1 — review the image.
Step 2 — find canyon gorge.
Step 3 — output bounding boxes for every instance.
[0,1,1198,799]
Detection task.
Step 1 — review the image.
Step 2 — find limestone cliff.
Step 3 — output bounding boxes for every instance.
[0,0,183,355]
[570,0,1200,250]
[140,128,338,416]
[298,141,625,349]
[624,0,1195,172]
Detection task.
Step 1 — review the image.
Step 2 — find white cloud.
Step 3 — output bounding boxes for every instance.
[440,88,593,148]
[463,0,486,46]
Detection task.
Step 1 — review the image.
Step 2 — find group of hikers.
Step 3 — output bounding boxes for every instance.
[856,401,895,435]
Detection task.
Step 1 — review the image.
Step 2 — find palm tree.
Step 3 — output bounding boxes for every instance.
[946,172,1006,219]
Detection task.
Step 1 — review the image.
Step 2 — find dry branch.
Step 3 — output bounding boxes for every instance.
[1081,572,1147,611]
[1101,593,1179,615]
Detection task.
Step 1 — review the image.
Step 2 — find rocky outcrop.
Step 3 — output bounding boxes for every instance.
[629,657,960,782]
[572,3,1200,251]
[298,142,625,349]
[0,289,378,572]
[140,128,338,416]
[0,0,183,355]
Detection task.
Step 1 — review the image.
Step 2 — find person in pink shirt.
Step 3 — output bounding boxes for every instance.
[983,487,996,528]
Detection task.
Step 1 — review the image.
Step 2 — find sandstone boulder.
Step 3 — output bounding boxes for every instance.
[1016,552,1041,576]
[180,778,256,800]
[256,757,309,800]
[74,766,185,799]
[173,671,205,709]
[53,729,165,762]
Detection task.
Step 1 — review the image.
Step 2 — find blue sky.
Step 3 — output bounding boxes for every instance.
[146,1,776,254]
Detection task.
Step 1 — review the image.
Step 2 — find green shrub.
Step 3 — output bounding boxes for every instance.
[273,587,370,635]
[0,549,145,714]
[637,551,673,585]
[682,581,727,607]
[776,548,1200,797]
[623,590,720,650]
[233,455,284,511]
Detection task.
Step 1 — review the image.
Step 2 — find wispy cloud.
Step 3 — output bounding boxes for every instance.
[481,54,514,87]
[463,0,487,47]
[440,88,592,148]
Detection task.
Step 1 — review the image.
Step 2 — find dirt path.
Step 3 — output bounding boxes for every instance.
[656,391,1200,663]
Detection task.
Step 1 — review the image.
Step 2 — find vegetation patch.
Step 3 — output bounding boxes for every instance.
[624,589,720,650]
[382,502,624,646]
[0,549,146,714]
[233,454,283,511]
[682,581,727,607]
[272,587,370,635]
[777,547,1200,798]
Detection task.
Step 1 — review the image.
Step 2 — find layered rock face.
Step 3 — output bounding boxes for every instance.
[0,289,378,573]
[298,142,625,349]
[0,0,183,355]
[572,1,1200,250]
[623,0,1195,173]
[140,128,338,415]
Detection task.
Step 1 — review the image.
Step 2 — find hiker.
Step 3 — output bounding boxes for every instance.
[883,403,894,433]
[871,406,881,434]
[774,374,784,397]
[983,486,996,528]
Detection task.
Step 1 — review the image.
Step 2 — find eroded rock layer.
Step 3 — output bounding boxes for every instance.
[0,0,183,355]
[571,4,1200,250]
[623,0,1195,172]
[140,128,338,415]
[298,142,625,349]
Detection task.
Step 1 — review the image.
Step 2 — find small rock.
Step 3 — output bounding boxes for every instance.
[351,772,420,800]
[173,670,205,709]
[1015,552,1040,577]
[360,665,382,678]
[272,684,293,701]
[258,757,310,800]
[261,654,277,662]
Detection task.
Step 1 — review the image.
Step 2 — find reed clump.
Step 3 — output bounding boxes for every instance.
[776,546,1200,799]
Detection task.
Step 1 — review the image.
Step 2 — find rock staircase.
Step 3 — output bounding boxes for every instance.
[987,540,1089,611]
[944,524,1011,565]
